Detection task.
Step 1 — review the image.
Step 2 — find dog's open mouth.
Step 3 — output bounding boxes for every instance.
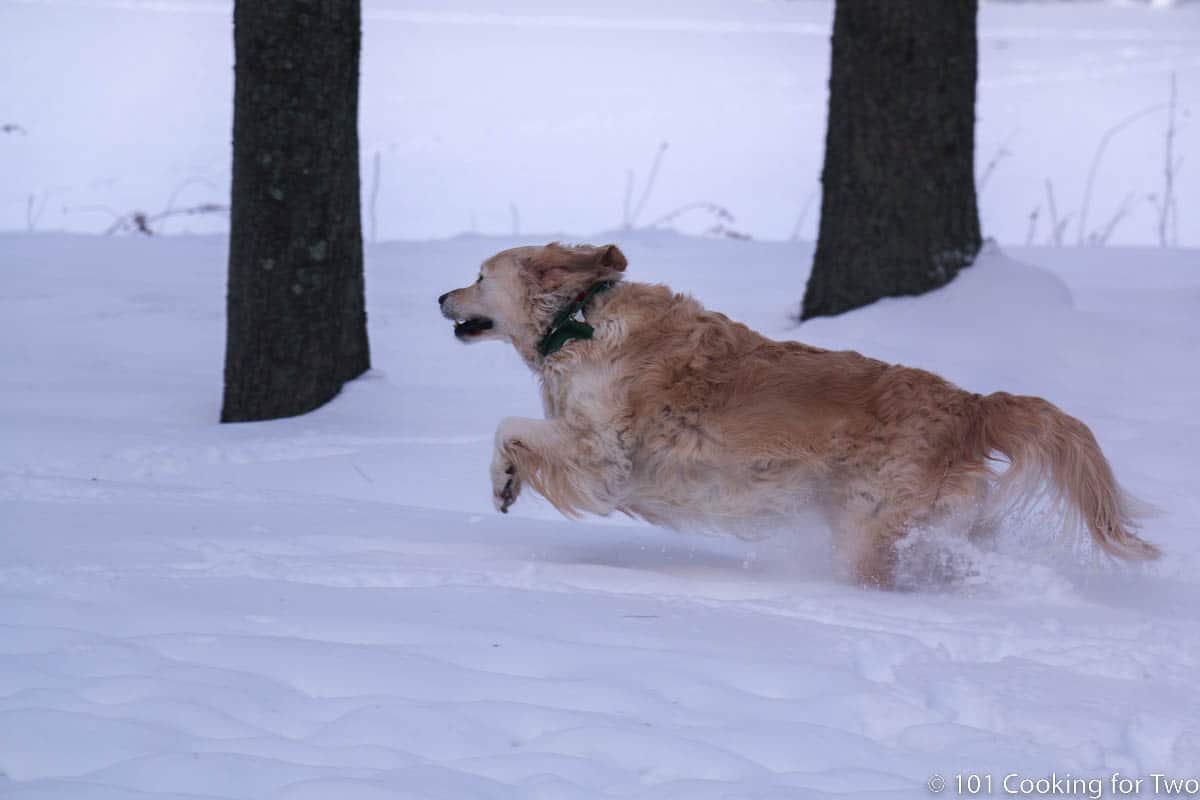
[454,316,494,338]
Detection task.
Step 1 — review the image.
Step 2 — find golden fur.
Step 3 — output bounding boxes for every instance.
[438,243,1160,588]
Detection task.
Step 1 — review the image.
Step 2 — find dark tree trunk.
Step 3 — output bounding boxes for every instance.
[802,0,982,320]
[222,0,369,422]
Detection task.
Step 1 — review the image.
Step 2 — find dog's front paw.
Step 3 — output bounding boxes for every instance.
[491,454,521,513]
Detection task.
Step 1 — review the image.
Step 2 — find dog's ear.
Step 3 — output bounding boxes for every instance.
[528,243,627,290]
[598,244,627,272]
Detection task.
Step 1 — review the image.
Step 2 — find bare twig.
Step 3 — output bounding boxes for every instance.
[1045,180,1063,246]
[106,212,153,236]
[629,141,668,228]
[1024,204,1040,246]
[64,200,226,236]
[1089,190,1135,246]
[2,123,26,135]
[706,223,752,241]
[645,201,749,239]
[1076,102,1167,246]
[164,176,216,212]
[621,141,742,237]
[1170,161,1182,246]
[789,186,819,242]
[978,129,1017,195]
[1158,72,1178,248]
[1055,215,1073,246]
[644,201,733,229]
[26,192,51,232]
[158,203,225,221]
[157,176,219,234]
[1043,180,1074,246]
[106,203,228,236]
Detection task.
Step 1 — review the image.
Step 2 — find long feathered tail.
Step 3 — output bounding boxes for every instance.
[976,392,1160,560]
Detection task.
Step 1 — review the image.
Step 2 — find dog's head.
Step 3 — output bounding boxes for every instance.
[438,242,627,353]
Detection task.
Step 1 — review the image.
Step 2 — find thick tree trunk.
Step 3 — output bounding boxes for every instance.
[222,0,369,422]
[802,0,982,320]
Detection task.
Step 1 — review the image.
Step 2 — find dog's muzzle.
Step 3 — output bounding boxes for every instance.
[439,292,495,340]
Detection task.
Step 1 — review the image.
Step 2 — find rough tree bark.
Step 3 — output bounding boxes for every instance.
[802,0,982,320]
[222,0,369,422]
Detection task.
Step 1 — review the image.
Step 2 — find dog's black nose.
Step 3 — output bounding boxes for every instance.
[437,292,449,306]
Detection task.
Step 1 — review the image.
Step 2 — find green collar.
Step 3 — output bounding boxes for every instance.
[537,281,616,358]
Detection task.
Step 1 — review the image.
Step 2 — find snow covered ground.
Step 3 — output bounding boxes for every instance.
[2,0,1198,245]
[2,232,1199,798]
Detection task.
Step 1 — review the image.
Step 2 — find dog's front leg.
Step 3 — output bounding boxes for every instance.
[491,416,626,516]
[490,425,523,514]
[490,417,548,513]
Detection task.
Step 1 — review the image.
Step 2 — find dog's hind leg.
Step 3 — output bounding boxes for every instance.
[832,469,987,588]
[824,481,900,589]
[492,416,629,517]
[826,473,943,590]
[835,510,909,589]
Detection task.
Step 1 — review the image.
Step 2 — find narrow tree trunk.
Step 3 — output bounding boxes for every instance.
[222,0,369,422]
[802,0,982,320]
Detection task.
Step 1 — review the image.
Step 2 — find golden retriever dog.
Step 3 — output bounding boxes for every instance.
[438,242,1160,588]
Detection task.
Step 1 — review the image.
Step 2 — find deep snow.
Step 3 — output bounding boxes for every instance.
[2,232,1199,798]
[2,0,1198,245]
